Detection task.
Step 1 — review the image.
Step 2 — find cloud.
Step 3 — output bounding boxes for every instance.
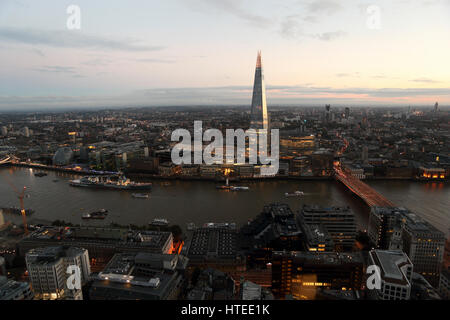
[302,15,318,23]
[136,58,177,64]
[312,30,346,41]
[279,16,345,41]
[32,66,77,74]
[30,48,45,57]
[0,27,165,52]
[185,0,272,28]
[31,65,85,78]
[306,0,342,15]
[410,78,441,84]
[336,72,360,78]
[267,85,450,98]
[1,85,449,109]
[280,15,305,39]
[371,75,388,79]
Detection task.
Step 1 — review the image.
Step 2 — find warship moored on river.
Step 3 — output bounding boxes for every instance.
[69,175,152,191]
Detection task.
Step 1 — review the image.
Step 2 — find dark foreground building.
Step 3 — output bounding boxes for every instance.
[271,251,363,300]
[90,252,188,300]
[18,226,173,271]
[184,223,245,274]
[368,207,445,287]
[240,203,302,252]
[299,205,356,251]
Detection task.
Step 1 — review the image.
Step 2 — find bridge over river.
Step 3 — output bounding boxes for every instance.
[334,165,395,207]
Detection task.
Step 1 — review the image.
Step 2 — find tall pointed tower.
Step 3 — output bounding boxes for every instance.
[250,51,269,130]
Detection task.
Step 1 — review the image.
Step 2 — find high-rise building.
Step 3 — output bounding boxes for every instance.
[368,250,413,300]
[368,207,404,249]
[250,51,269,131]
[325,105,331,122]
[368,207,445,287]
[402,213,445,287]
[299,205,356,251]
[26,246,91,300]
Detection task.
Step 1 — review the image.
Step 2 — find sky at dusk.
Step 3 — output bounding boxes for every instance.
[0,0,450,109]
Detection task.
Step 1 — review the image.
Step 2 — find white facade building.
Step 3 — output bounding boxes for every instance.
[26,246,90,300]
[369,250,413,300]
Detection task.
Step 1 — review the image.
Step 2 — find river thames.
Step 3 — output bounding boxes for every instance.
[0,167,448,236]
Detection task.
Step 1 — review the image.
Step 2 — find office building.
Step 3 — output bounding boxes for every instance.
[402,213,445,287]
[411,272,442,300]
[185,223,245,274]
[187,268,236,300]
[0,276,33,300]
[90,252,188,300]
[19,226,173,271]
[310,149,334,177]
[368,207,445,287]
[240,203,302,252]
[368,207,407,249]
[299,205,356,251]
[240,280,274,300]
[25,246,90,300]
[271,251,363,299]
[368,250,413,300]
[299,222,334,252]
[280,136,315,156]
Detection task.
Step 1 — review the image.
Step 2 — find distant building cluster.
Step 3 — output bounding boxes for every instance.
[0,52,448,302]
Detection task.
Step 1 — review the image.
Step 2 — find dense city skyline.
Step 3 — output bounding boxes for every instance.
[0,0,449,306]
[1,0,450,109]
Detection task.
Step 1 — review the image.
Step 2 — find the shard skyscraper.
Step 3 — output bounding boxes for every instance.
[250,51,269,130]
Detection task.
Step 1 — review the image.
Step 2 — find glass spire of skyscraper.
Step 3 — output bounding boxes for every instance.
[250,51,269,130]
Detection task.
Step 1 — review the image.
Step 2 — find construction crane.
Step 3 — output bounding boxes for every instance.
[1,173,28,235]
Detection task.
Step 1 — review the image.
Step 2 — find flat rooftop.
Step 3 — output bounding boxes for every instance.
[21,226,172,250]
[274,251,363,265]
[370,250,411,285]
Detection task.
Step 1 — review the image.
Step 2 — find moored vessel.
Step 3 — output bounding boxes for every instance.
[285,191,304,197]
[82,209,108,220]
[70,175,152,190]
[132,193,149,199]
[150,218,169,226]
